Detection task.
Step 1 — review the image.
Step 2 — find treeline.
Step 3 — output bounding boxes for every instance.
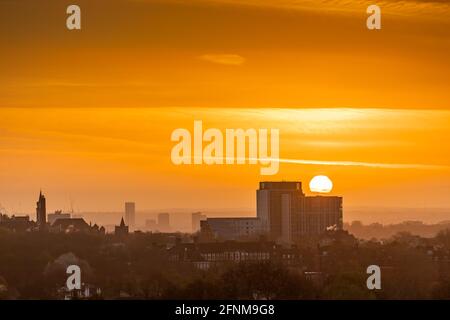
[1,228,450,299]
[345,220,450,240]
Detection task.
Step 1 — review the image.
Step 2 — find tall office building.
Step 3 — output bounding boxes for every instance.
[300,196,343,236]
[192,212,206,233]
[257,182,304,243]
[36,190,46,227]
[257,181,342,243]
[158,212,170,232]
[124,202,135,229]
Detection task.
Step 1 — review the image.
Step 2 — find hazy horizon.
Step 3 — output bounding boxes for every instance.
[4,205,450,233]
[1,0,450,230]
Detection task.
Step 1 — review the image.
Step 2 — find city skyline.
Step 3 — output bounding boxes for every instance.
[2,179,344,240]
[1,108,449,216]
[5,175,450,235]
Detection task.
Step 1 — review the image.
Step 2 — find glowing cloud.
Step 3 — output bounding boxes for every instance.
[199,54,246,66]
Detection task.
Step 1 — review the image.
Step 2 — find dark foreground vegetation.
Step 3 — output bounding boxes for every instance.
[1,228,450,300]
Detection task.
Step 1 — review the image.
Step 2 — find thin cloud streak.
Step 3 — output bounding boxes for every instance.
[199,54,246,66]
[204,157,450,170]
[271,158,449,170]
[185,0,450,18]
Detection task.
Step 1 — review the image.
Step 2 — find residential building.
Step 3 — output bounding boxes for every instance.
[47,210,71,225]
[200,217,263,241]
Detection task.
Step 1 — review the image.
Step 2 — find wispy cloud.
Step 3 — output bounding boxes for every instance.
[208,157,450,170]
[185,0,450,18]
[269,157,449,170]
[199,54,246,66]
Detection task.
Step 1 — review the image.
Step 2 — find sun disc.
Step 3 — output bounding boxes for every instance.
[309,175,333,193]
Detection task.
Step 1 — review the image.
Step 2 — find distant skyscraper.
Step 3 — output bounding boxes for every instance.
[36,191,46,227]
[125,202,135,228]
[191,212,206,233]
[158,213,170,232]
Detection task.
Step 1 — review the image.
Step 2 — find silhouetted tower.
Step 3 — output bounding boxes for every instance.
[115,217,129,237]
[36,190,46,226]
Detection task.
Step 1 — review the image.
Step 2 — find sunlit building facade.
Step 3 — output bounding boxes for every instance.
[257,181,343,243]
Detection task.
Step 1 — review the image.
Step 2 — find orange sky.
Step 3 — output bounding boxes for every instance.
[1,0,450,108]
[1,107,449,215]
[0,1,449,219]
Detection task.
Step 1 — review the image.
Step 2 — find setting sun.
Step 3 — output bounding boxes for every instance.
[309,175,333,193]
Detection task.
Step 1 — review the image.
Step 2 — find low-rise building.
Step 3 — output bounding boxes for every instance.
[47,210,71,225]
[51,218,104,234]
[168,241,301,270]
[0,214,34,232]
[200,217,264,241]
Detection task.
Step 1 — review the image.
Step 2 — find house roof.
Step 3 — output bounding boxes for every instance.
[52,218,90,230]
